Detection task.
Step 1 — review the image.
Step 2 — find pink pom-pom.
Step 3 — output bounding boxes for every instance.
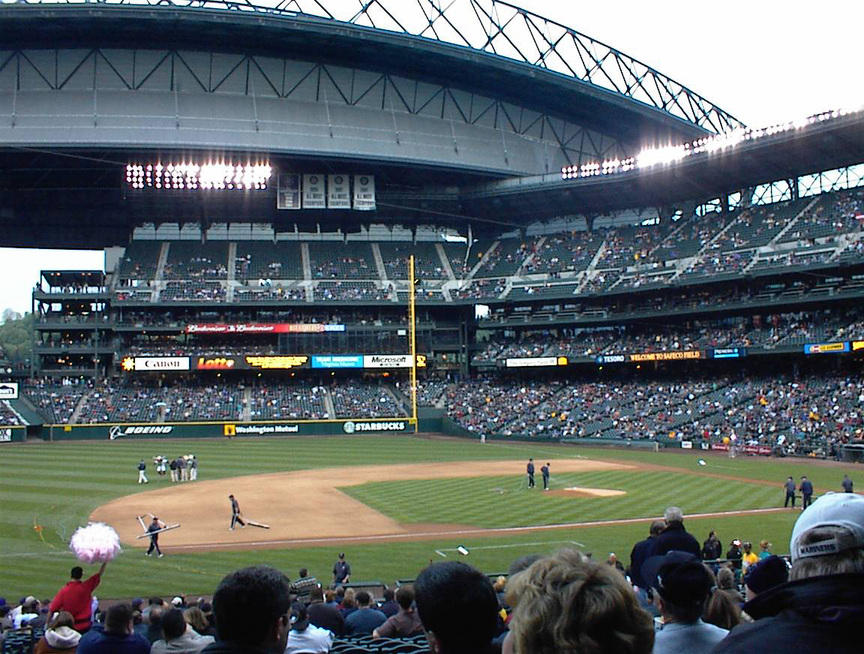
[69,523,122,564]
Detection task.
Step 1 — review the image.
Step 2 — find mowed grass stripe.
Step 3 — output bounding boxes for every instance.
[1,436,860,599]
[342,471,781,529]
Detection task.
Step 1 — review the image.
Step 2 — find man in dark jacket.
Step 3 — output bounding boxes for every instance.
[711,492,864,654]
[701,530,723,562]
[307,586,343,636]
[630,520,665,610]
[202,565,291,654]
[654,507,701,558]
[799,476,814,510]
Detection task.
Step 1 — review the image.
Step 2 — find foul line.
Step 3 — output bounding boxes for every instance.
[435,539,584,558]
[163,507,791,553]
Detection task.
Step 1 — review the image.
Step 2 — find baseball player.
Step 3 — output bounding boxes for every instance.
[229,494,246,530]
[146,516,166,558]
[137,459,148,484]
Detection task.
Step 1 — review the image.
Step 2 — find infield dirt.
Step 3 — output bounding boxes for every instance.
[91,458,632,549]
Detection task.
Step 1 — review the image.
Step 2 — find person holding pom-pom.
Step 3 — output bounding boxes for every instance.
[49,562,108,633]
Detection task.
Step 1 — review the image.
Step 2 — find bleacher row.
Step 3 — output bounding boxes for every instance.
[15,373,861,456]
[21,381,408,425]
[107,188,864,303]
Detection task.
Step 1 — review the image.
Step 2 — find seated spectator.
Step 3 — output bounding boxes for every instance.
[372,586,423,639]
[77,602,151,654]
[339,588,357,618]
[284,602,332,654]
[306,586,344,637]
[504,549,653,654]
[34,611,81,654]
[642,551,728,654]
[414,562,500,654]
[151,608,214,653]
[13,597,41,629]
[376,587,398,618]
[184,607,215,638]
[716,567,744,604]
[742,555,789,602]
[703,570,742,631]
[146,607,164,644]
[714,493,864,653]
[343,591,386,636]
[202,565,291,654]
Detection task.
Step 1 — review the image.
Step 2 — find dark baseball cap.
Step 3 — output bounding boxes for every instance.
[642,551,714,607]
[744,555,789,594]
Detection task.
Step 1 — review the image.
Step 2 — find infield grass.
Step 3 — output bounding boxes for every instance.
[1,435,860,599]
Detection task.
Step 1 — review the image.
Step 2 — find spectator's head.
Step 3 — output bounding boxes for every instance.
[716,567,736,591]
[183,606,209,634]
[506,550,653,654]
[288,602,309,633]
[643,552,715,624]
[104,603,134,637]
[664,506,684,524]
[508,554,542,577]
[70,567,83,581]
[211,565,291,652]
[744,555,789,600]
[148,597,164,607]
[308,587,324,603]
[148,606,164,628]
[742,541,753,554]
[355,591,371,608]
[415,562,499,654]
[299,568,308,578]
[790,492,864,581]
[161,609,187,641]
[382,587,394,602]
[650,520,666,536]
[342,588,356,609]
[759,539,771,552]
[396,586,415,611]
[324,589,336,604]
[48,611,75,630]
[703,581,741,631]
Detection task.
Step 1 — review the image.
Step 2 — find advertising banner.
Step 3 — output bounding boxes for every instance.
[311,355,364,369]
[505,356,568,368]
[363,354,412,368]
[185,323,345,334]
[628,351,702,362]
[804,342,849,354]
[710,347,746,359]
[0,382,19,400]
[122,357,190,372]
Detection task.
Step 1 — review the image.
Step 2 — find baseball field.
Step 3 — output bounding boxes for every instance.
[1,433,861,599]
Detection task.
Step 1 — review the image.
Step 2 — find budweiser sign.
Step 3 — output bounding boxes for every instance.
[185,323,345,334]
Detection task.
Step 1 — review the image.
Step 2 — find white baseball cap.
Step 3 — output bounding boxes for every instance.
[790,492,864,562]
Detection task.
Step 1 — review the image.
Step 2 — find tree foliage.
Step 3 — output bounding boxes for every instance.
[0,311,33,363]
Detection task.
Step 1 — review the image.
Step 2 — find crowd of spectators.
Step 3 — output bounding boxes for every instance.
[103,186,864,310]
[9,493,861,653]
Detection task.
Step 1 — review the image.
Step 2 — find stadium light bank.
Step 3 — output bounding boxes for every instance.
[560,106,864,180]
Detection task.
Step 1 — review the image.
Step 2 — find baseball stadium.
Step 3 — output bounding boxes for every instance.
[1,1,863,652]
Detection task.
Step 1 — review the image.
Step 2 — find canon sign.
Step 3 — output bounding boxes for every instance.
[109,425,174,440]
[134,357,190,371]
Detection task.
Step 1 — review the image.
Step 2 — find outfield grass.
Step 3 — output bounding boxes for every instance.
[0,435,860,599]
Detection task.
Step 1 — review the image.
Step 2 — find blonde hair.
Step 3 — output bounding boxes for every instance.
[183,607,208,634]
[506,549,654,654]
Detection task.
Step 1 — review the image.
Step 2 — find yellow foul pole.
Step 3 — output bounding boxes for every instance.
[409,255,418,433]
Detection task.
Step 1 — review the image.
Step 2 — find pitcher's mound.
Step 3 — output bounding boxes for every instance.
[548,487,627,498]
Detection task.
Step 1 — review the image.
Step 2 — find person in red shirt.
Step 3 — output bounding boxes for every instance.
[49,562,108,632]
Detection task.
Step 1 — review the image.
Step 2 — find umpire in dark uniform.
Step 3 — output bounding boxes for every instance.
[783,476,796,507]
[526,458,535,489]
[800,476,814,509]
